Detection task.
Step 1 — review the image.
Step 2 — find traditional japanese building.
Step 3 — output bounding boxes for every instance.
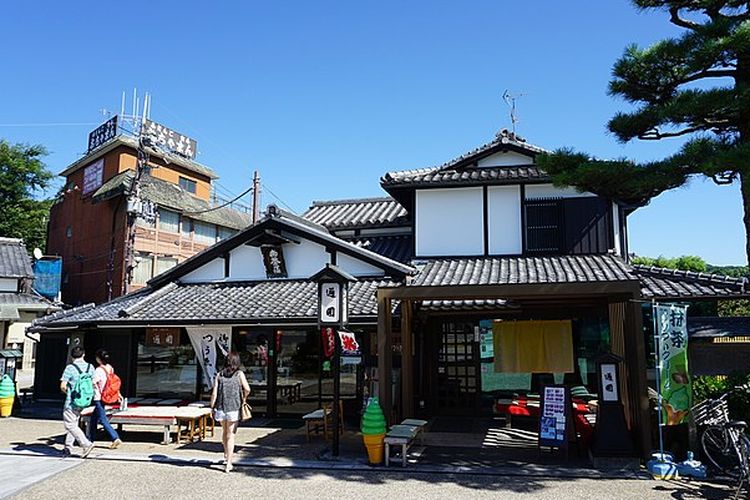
[30,129,750,460]
[46,119,251,306]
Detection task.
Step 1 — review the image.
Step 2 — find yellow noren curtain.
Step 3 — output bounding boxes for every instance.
[493,320,574,373]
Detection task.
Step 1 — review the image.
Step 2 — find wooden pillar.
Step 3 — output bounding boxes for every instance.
[377,294,393,424]
[624,300,652,459]
[608,302,631,427]
[401,299,414,419]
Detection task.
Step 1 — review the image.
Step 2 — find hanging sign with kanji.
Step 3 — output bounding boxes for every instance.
[319,282,341,324]
[654,303,691,425]
[322,327,336,358]
[260,245,287,278]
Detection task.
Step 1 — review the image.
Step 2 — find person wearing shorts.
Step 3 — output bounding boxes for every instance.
[210,351,250,473]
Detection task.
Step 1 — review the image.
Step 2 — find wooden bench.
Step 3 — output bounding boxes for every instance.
[108,406,212,444]
[384,418,428,467]
[302,400,343,441]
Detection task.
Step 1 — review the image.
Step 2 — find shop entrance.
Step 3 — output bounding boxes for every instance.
[435,322,480,415]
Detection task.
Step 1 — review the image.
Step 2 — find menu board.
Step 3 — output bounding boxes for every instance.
[538,385,572,450]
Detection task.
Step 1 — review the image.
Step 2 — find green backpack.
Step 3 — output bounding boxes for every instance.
[70,364,94,408]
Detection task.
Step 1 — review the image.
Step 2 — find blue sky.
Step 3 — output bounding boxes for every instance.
[0,1,744,265]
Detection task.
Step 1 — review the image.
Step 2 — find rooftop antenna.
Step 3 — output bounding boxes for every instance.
[502,90,525,137]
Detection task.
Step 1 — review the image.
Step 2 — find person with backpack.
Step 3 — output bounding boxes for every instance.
[88,349,122,448]
[59,346,95,458]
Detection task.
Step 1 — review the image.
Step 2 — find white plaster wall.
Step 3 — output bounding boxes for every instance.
[477,151,534,167]
[525,184,595,199]
[0,278,18,292]
[284,239,331,278]
[487,185,522,255]
[181,258,225,282]
[612,202,622,256]
[337,252,385,277]
[416,187,484,256]
[228,245,266,280]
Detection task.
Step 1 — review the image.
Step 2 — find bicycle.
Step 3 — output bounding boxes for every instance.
[694,385,750,498]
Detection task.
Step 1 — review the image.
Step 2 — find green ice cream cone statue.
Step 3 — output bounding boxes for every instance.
[361,397,386,464]
[0,375,16,417]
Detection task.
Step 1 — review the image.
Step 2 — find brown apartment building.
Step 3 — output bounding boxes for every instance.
[47,119,251,306]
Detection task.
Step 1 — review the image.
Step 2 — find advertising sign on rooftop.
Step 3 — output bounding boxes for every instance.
[87,116,118,152]
[142,119,197,159]
[82,158,104,195]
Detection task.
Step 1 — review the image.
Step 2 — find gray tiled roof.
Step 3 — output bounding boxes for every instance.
[410,255,636,287]
[92,170,252,230]
[634,265,748,299]
[350,235,413,264]
[304,197,408,230]
[0,238,33,279]
[688,316,750,339]
[381,130,549,189]
[30,278,397,330]
[0,292,57,320]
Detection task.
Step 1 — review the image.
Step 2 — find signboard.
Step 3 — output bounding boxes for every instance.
[82,158,105,195]
[538,385,572,450]
[146,327,179,347]
[88,116,118,152]
[479,319,494,359]
[338,329,360,355]
[260,245,287,278]
[322,327,336,358]
[142,119,197,159]
[320,282,341,324]
[600,363,619,402]
[654,303,692,425]
[32,257,62,299]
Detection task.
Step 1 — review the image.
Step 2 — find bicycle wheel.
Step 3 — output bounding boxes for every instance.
[702,425,742,478]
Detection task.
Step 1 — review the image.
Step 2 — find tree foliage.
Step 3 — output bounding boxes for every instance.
[538,0,750,264]
[632,254,708,271]
[0,140,54,250]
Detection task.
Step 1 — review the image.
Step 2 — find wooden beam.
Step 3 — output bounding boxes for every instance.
[401,299,414,418]
[625,300,652,459]
[377,295,393,424]
[378,281,640,301]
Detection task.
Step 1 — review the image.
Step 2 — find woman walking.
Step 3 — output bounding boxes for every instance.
[89,349,122,448]
[210,351,250,473]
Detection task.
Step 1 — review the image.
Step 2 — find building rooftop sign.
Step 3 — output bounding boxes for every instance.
[142,119,197,159]
[87,116,118,152]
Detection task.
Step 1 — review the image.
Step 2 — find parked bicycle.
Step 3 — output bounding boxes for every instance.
[693,385,750,496]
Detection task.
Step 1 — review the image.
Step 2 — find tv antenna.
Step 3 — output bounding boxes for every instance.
[502,90,525,136]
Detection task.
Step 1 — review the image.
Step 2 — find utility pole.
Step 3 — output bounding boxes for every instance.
[251,170,261,223]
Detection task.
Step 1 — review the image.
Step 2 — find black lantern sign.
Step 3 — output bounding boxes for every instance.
[592,353,635,457]
[312,264,356,457]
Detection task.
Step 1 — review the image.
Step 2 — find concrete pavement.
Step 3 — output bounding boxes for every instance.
[10,456,736,500]
[0,455,81,499]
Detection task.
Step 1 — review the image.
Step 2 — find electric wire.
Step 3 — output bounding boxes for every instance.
[182,184,255,215]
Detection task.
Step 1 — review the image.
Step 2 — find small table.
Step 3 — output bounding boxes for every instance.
[249,380,302,404]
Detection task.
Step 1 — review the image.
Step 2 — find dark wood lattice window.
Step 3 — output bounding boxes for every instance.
[524,198,564,254]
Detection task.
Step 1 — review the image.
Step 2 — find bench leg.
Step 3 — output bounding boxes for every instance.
[163,425,171,445]
[402,444,407,467]
[385,443,390,466]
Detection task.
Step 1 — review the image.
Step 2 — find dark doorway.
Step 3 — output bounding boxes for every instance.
[33,333,69,399]
[435,321,480,415]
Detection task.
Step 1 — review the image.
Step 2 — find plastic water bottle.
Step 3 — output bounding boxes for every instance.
[121,397,128,411]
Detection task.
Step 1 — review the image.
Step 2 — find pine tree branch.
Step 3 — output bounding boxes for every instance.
[639,119,732,140]
[669,6,701,30]
[681,69,736,85]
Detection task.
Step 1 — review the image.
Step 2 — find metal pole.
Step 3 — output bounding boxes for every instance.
[652,300,665,458]
[332,319,341,456]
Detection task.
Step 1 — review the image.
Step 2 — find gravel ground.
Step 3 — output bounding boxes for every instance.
[11,458,735,500]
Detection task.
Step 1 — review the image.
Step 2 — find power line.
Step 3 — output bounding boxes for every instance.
[262,183,296,213]
[0,122,99,127]
[183,184,255,215]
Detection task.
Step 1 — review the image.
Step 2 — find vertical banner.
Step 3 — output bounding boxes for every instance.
[186,327,232,391]
[654,304,691,425]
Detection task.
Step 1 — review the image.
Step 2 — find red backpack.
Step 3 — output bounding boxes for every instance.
[101,365,122,404]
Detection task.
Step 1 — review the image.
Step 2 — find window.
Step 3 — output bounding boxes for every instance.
[181,218,193,237]
[217,226,237,241]
[524,199,564,254]
[158,209,180,233]
[194,221,217,245]
[155,256,178,276]
[179,176,197,194]
[132,253,154,284]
